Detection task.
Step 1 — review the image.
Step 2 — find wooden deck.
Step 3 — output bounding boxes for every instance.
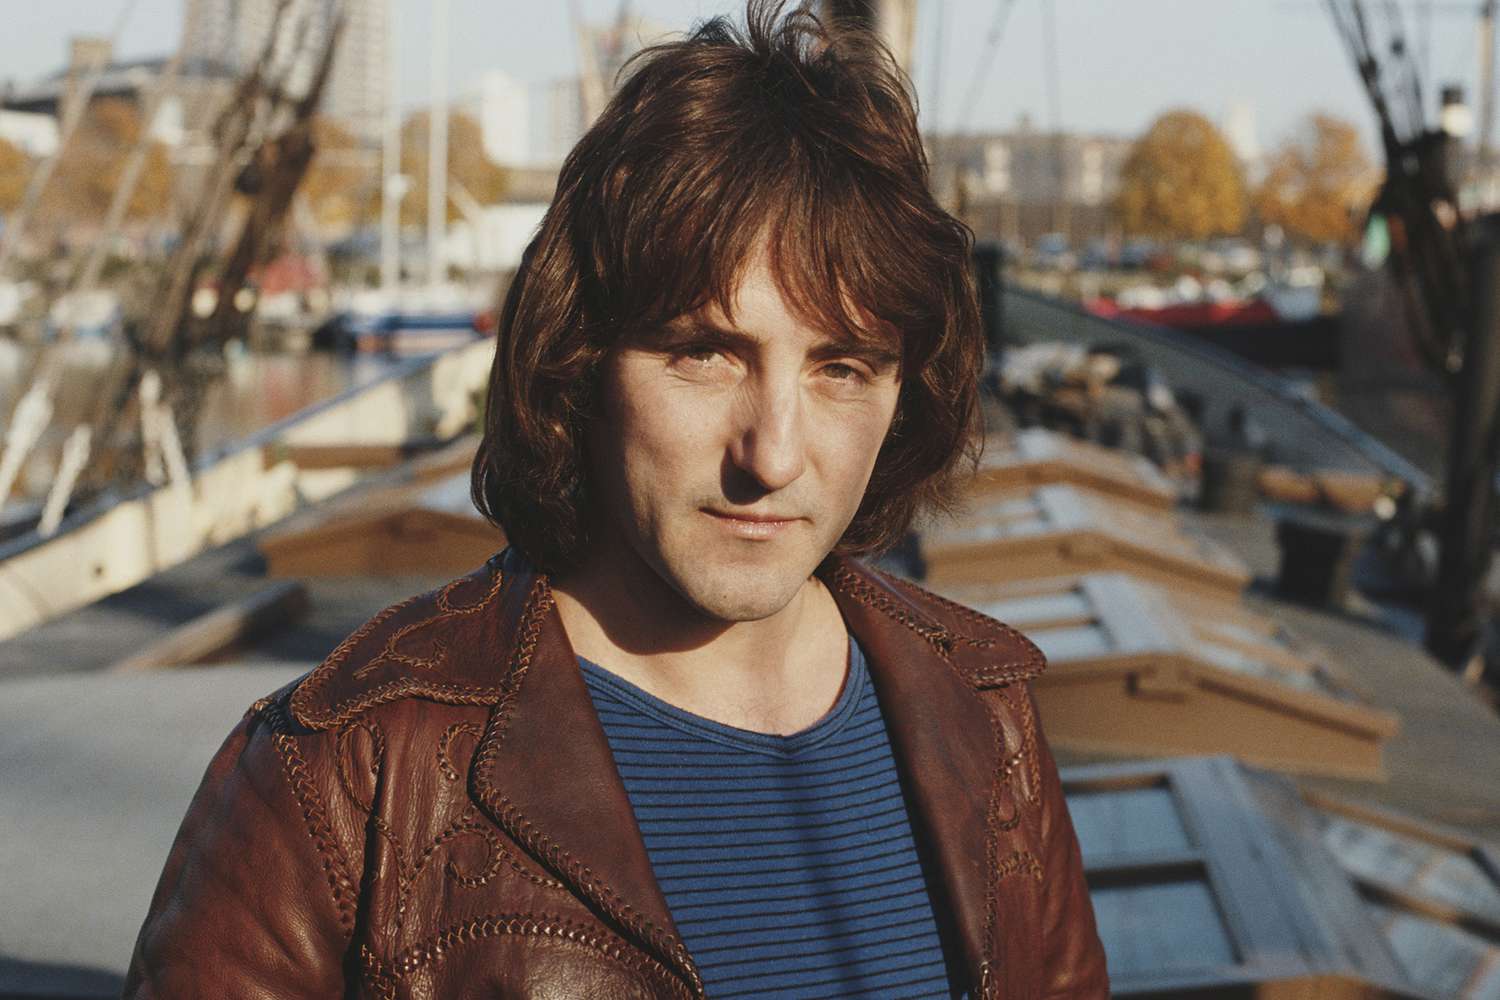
[2,457,1498,995]
[1126,502,1500,837]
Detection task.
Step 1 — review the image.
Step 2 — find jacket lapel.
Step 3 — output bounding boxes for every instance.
[820,556,1002,996]
[470,552,702,996]
[470,550,1018,999]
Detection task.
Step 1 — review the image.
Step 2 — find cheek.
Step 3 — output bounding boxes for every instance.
[607,367,723,484]
[814,394,899,490]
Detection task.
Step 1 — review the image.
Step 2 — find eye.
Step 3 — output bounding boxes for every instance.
[668,342,732,376]
[680,346,722,364]
[821,362,867,383]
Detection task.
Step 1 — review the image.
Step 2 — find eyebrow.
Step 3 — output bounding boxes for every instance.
[654,317,902,370]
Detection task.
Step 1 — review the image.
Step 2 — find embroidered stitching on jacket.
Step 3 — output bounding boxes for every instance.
[360,913,691,998]
[290,564,509,729]
[825,560,1052,1000]
[437,722,484,782]
[335,720,386,814]
[351,571,506,679]
[412,808,562,890]
[999,686,1043,806]
[471,577,707,998]
[882,571,1048,681]
[269,553,1053,999]
[262,703,360,936]
[996,850,1044,883]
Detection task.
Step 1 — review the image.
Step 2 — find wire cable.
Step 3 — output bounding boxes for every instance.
[953,0,1020,137]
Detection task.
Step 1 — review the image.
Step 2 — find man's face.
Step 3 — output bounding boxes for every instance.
[586,252,902,623]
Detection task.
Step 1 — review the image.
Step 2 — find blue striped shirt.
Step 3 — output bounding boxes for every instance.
[578,638,957,999]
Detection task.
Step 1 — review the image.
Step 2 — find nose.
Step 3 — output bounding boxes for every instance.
[728,373,806,493]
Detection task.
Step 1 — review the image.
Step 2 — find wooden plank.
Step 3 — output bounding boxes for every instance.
[1037,657,1395,779]
[1239,769,1416,992]
[1301,791,1497,857]
[266,437,453,470]
[1258,464,1394,514]
[927,484,1250,598]
[107,581,309,672]
[257,467,504,577]
[262,509,503,577]
[971,427,1179,511]
[1058,757,1432,996]
[942,571,1400,767]
[1169,757,1330,973]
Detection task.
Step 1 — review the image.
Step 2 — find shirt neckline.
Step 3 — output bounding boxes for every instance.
[577,637,868,759]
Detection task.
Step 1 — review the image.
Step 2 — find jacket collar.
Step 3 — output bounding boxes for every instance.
[470,552,706,994]
[290,547,1046,996]
[819,558,1036,993]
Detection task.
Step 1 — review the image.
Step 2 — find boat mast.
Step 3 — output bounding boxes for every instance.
[379,0,400,292]
[1479,0,1498,182]
[427,0,450,291]
[0,0,139,278]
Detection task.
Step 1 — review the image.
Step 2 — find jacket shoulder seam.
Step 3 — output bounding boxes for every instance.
[290,564,510,730]
[258,699,361,937]
[886,573,1047,684]
[836,564,1047,685]
[829,563,952,652]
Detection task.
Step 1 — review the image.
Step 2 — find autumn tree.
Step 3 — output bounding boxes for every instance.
[43,98,172,224]
[398,111,509,226]
[1114,109,1247,240]
[0,137,28,213]
[1254,113,1377,246]
[301,116,380,233]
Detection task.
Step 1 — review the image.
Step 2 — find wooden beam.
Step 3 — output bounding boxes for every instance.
[108,581,309,673]
[266,436,458,471]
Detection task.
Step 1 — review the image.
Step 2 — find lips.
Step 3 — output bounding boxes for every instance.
[704,509,799,523]
[701,508,803,539]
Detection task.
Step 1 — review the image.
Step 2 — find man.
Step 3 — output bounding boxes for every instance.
[125,3,1107,997]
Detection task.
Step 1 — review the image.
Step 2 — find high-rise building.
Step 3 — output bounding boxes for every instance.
[479,70,530,168]
[322,0,387,145]
[180,0,387,143]
[928,126,1136,245]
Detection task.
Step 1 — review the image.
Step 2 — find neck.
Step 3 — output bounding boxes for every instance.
[551,546,849,735]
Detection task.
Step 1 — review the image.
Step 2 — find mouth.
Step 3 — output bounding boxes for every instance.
[701,508,802,539]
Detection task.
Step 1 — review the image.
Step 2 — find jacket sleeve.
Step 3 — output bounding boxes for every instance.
[1028,686,1110,999]
[123,703,357,999]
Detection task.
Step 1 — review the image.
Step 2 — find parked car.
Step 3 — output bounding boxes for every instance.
[1032,233,1077,271]
[1119,238,1161,270]
[1079,238,1117,272]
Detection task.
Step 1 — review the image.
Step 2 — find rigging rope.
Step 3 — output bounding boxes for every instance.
[954,0,1020,138]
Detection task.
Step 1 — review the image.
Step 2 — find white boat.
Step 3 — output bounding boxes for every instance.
[0,336,497,642]
[319,283,492,354]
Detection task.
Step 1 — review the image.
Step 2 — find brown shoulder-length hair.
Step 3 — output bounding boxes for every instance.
[472,0,982,575]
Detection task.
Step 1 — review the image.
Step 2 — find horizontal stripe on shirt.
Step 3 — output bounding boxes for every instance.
[579,637,957,1000]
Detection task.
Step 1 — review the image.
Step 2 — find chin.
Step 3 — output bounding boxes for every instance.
[662,558,815,623]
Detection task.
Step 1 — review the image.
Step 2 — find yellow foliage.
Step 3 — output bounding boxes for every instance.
[1114,109,1247,240]
[0,137,28,212]
[301,117,379,231]
[43,98,172,222]
[398,111,510,226]
[1254,113,1377,246]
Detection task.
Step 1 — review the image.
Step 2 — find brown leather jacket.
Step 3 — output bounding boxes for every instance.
[124,550,1108,999]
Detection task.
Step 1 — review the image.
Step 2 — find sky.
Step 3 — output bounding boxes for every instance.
[2,1,1493,159]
